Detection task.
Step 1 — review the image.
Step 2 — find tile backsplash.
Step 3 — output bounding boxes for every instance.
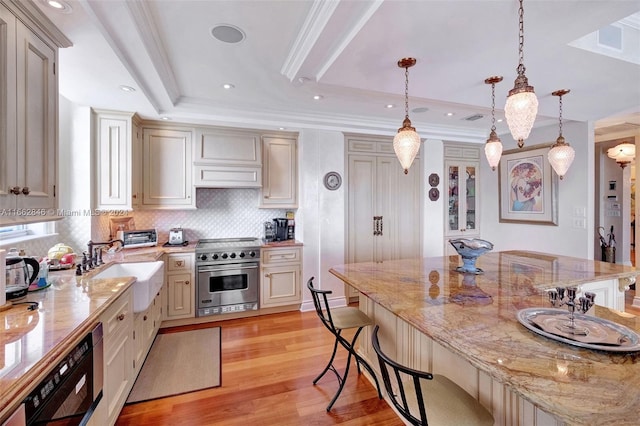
[94,188,290,244]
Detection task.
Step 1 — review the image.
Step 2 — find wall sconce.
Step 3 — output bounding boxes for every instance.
[607,142,636,169]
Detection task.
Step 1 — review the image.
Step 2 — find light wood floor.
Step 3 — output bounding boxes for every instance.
[116,310,402,426]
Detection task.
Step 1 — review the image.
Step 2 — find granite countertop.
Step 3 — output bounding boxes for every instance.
[329,250,640,426]
[0,242,196,422]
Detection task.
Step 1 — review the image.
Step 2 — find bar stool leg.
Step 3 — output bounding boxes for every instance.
[313,336,340,384]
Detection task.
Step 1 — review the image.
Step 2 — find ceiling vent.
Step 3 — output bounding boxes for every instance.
[463,114,484,121]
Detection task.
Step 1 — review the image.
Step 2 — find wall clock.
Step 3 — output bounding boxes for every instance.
[323,171,342,190]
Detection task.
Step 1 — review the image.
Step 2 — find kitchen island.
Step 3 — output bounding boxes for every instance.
[330,251,640,426]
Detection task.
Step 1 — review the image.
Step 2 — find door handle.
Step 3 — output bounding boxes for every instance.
[373,216,383,236]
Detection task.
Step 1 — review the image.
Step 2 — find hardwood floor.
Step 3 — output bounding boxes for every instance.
[116,310,402,426]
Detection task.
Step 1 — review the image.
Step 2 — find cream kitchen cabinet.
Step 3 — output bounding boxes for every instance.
[0,4,67,216]
[132,287,162,375]
[93,110,141,210]
[260,246,302,308]
[444,143,481,254]
[164,253,195,319]
[346,135,422,299]
[193,128,262,187]
[101,287,134,426]
[260,136,298,208]
[142,126,195,209]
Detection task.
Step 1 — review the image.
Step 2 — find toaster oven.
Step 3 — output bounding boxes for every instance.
[117,229,158,249]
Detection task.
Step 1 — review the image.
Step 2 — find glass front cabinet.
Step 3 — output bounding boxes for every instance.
[443,144,481,254]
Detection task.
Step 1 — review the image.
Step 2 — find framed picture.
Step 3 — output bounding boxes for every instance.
[498,144,558,225]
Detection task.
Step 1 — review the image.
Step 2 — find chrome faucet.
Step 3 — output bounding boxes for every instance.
[87,239,124,267]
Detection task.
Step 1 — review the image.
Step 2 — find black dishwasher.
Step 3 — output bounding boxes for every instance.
[22,323,103,426]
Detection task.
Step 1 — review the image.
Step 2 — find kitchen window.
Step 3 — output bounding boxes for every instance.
[0,222,56,246]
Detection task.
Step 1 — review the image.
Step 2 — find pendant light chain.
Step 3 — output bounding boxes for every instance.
[404,65,410,120]
[558,93,563,137]
[517,0,525,75]
[491,82,497,131]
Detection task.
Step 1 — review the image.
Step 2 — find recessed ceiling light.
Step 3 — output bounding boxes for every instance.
[412,107,429,113]
[160,117,172,121]
[445,112,455,117]
[119,85,136,92]
[313,95,323,100]
[497,118,504,123]
[385,104,395,109]
[211,24,246,44]
[279,127,286,130]
[222,83,235,90]
[42,0,72,13]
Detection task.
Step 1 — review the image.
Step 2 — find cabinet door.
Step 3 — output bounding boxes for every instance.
[167,272,193,318]
[142,128,194,208]
[260,136,297,207]
[15,20,56,209]
[261,264,301,308]
[445,160,479,237]
[348,155,376,264]
[0,6,17,209]
[95,113,132,209]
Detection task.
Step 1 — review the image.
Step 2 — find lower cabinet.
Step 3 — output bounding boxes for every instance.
[100,288,134,426]
[164,253,195,320]
[133,289,162,375]
[260,246,302,308]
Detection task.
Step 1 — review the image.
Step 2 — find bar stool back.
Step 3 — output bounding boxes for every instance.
[372,325,494,425]
[307,277,382,411]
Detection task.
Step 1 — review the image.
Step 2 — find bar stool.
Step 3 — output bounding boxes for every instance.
[306,277,382,411]
[372,325,494,426]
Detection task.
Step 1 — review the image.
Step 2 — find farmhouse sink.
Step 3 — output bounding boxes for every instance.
[93,261,165,313]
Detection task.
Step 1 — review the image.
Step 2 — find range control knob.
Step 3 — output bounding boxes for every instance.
[239,252,246,258]
[230,253,236,259]
[212,254,219,260]
[249,251,256,257]
[222,253,228,259]
[199,254,208,261]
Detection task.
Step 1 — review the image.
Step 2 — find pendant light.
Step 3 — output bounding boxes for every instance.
[393,57,421,174]
[505,0,538,148]
[484,76,503,171]
[607,142,636,169]
[548,89,575,180]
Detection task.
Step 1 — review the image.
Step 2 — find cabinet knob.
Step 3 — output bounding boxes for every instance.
[143,315,148,321]
[9,186,20,195]
[21,187,30,195]
[185,281,190,285]
[133,194,137,199]
[118,313,125,321]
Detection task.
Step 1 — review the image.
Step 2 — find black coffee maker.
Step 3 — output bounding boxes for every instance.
[273,218,289,241]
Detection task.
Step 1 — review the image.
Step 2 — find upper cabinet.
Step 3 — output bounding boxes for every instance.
[260,136,298,208]
[444,143,481,251]
[142,126,195,209]
[0,4,67,217]
[93,110,141,210]
[193,128,262,188]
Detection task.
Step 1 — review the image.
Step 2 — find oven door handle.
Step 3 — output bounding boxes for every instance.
[197,263,259,274]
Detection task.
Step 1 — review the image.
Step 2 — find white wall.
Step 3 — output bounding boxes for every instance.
[422,139,446,257]
[298,129,346,309]
[480,120,594,258]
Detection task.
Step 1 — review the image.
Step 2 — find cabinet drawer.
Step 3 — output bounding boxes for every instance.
[167,254,193,272]
[261,247,302,265]
[102,289,133,340]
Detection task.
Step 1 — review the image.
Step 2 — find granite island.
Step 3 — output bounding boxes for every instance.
[330,251,640,426]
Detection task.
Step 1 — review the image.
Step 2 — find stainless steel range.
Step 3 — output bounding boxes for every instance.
[195,238,261,317]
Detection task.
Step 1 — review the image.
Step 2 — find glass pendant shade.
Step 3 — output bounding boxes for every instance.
[393,117,421,174]
[607,143,636,168]
[484,132,503,171]
[548,136,575,179]
[505,89,538,147]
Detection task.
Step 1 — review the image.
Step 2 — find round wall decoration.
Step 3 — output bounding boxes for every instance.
[429,187,440,201]
[323,172,342,190]
[428,173,440,187]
